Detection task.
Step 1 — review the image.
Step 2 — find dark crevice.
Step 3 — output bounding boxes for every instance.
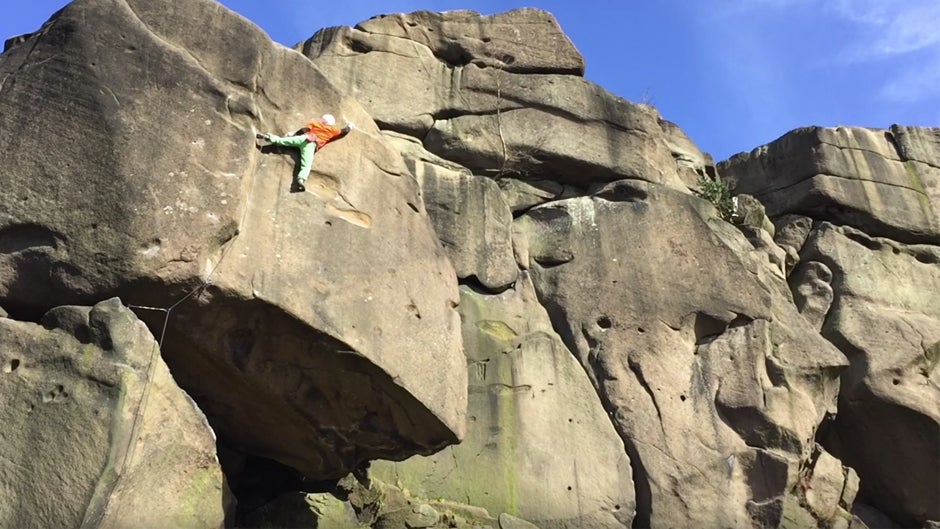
[714,398,802,453]
[624,436,653,529]
[531,253,573,269]
[456,275,513,295]
[591,181,649,203]
[840,230,883,251]
[0,223,63,255]
[628,357,664,430]
[693,313,727,345]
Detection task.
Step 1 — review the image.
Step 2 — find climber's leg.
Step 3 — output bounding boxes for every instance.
[295,142,317,187]
[266,134,308,148]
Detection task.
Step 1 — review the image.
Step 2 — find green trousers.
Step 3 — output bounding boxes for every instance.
[268,135,317,184]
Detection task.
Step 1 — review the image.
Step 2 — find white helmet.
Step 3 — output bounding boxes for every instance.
[321,114,336,126]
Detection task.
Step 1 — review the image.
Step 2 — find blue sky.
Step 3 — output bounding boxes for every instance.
[4,0,938,161]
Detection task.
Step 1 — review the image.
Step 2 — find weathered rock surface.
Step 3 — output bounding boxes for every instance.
[299,10,703,191]
[773,214,814,275]
[5,2,940,528]
[0,0,465,482]
[384,132,518,291]
[374,278,635,529]
[724,125,940,527]
[804,223,940,526]
[719,126,940,244]
[0,298,229,528]
[295,7,880,529]
[513,179,849,528]
[354,9,584,75]
[790,260,835,330]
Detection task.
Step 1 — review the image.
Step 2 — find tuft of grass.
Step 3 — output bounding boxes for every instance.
[694,175,734,221]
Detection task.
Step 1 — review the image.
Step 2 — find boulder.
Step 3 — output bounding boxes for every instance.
[803,223,940,526]
[0,298,229,529]
[299,10,693,191]
[719,126,940,244]
[513,179,847,528]
[310,9,586,75]
[0,0,465,480]
[803,445,855,522]
[383,132,518,291]
[790,261,835,331]
[773,214,814,276]
[374,278,635,529]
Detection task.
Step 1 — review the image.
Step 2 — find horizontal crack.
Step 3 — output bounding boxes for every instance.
[752,171,930,199]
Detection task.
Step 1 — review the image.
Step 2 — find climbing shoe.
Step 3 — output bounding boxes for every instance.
[291,181,306,193]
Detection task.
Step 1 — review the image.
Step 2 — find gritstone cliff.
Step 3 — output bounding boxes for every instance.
[0,2,937,529]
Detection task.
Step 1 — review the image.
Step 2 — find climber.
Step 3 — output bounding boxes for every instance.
[256,114,354,192]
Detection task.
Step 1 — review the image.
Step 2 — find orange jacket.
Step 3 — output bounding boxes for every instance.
[304,120,347,149]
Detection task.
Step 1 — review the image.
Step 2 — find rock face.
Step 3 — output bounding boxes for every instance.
[3,2,939,529]
[301,9,873,529]
[375,279,636,529]
[0,0,465,483]
[719,126,940,244]
[0,298,229,528]
[803,223,940,526]
[298,9,703,191]
[513,182,849,529]
[725,127,940,527]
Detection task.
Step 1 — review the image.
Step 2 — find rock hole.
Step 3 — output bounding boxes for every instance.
[42,384,65,403]
[680,395,687,402]
[407,202,420,213]
[597,316,612,329]
[406,21,418,27]
[4,359,20,373]
[567,486,572,491]
[568,418,573,423]
[325,220,332,226]
[892,378,900,385]
[482,37,492,43]
[913,251,940,265]
[637,327,646,334]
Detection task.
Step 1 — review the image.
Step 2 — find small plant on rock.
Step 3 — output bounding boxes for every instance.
[694,174,735,221]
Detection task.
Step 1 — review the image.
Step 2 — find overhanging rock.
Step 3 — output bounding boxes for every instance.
[0,0,466,479]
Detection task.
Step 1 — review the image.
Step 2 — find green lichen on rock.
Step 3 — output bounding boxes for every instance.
[903,160,935,215]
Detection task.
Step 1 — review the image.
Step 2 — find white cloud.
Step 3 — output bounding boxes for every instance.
[828,0,940,103]
[830,0,940,58]
[726,0,940,104]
